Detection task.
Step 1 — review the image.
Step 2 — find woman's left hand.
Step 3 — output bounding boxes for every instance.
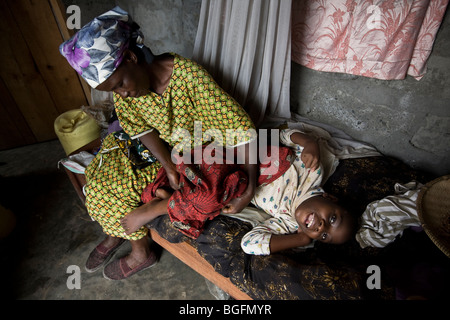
[223,149,258,214]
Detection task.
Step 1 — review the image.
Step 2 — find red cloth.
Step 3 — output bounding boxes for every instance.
[142,145,293,238]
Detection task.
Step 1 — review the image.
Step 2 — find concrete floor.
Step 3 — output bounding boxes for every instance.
[0,139,215,300]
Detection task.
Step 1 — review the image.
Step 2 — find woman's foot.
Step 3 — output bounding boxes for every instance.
[85,236,126,273]
[122,244,152,269]
[103,236,158,280]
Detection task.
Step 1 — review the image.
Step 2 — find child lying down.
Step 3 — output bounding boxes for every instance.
[240,129,356,255]
[120,129,356,254]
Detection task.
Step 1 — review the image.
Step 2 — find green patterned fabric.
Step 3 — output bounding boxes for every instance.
[114,53,256,151]
[85,133,162,240]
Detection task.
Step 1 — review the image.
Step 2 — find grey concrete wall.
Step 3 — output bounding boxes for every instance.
[290,11,450,177]
[115,0,201,57]
[62,0,201,58]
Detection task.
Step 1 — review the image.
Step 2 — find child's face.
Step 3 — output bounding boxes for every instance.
[295,194,354,244]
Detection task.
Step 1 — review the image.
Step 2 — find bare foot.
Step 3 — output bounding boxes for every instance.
[155,187,172,199]
[120,193,170,235]
[120,201,156,235]
[101,235,123,249]
[124,237,152,269]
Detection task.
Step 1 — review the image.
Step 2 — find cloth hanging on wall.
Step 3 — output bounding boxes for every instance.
[291,0,449,80]
[193,0,292,126]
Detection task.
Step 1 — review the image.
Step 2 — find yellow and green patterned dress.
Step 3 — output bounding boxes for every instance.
[84,53,256,240]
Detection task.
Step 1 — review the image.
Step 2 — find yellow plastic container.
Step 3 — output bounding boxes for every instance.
[54,109,100,155]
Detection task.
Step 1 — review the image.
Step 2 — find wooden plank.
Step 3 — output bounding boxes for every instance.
[0,77,36,150]
[62,137,100,204]
[49,0,74,41]
[150,229,252,300]
[49,0,92,106]
[8,0,89,114]
[63,167,87,204]
[0,1,60,142]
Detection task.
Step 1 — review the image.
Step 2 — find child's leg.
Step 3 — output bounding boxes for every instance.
[120,191,171,235]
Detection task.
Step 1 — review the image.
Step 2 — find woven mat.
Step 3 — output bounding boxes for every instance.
[417,175,450,258]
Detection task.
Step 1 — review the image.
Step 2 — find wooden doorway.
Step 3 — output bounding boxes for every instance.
[0,0,90,150]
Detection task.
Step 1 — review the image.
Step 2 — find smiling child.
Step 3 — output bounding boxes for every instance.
[241,129,356,255]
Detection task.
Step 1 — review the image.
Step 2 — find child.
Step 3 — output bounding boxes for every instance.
[241,129,356,255]
[120,129,356,252]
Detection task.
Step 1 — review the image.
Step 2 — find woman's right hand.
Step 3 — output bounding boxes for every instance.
[139,130,181,190]
[166,165,180,190]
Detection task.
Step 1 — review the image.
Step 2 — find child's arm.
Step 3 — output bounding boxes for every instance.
[269,232,312,254]
[289,131,320,171]
[241,217,312,255]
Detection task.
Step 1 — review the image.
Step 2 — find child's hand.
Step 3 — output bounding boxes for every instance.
[289,132,320,171]
[269,231,312,253]
[301,138,320,171]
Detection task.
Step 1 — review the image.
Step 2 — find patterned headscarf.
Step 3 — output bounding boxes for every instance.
[59,6,144,88]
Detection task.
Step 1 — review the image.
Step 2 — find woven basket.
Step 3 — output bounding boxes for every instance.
[417,175,450,258]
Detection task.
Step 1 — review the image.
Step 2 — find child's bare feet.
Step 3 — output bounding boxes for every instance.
[121,203,154,235]
[155,187,172,199]
[120,189,171,235]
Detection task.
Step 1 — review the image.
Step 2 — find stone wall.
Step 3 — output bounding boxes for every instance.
[290,10,450,176]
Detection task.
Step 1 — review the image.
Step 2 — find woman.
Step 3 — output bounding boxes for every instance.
[60,6,257,280]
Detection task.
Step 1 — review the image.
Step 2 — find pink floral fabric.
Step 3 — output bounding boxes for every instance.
[292,0,448,80]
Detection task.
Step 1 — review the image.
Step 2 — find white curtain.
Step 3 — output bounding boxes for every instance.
[192,0,292,126]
